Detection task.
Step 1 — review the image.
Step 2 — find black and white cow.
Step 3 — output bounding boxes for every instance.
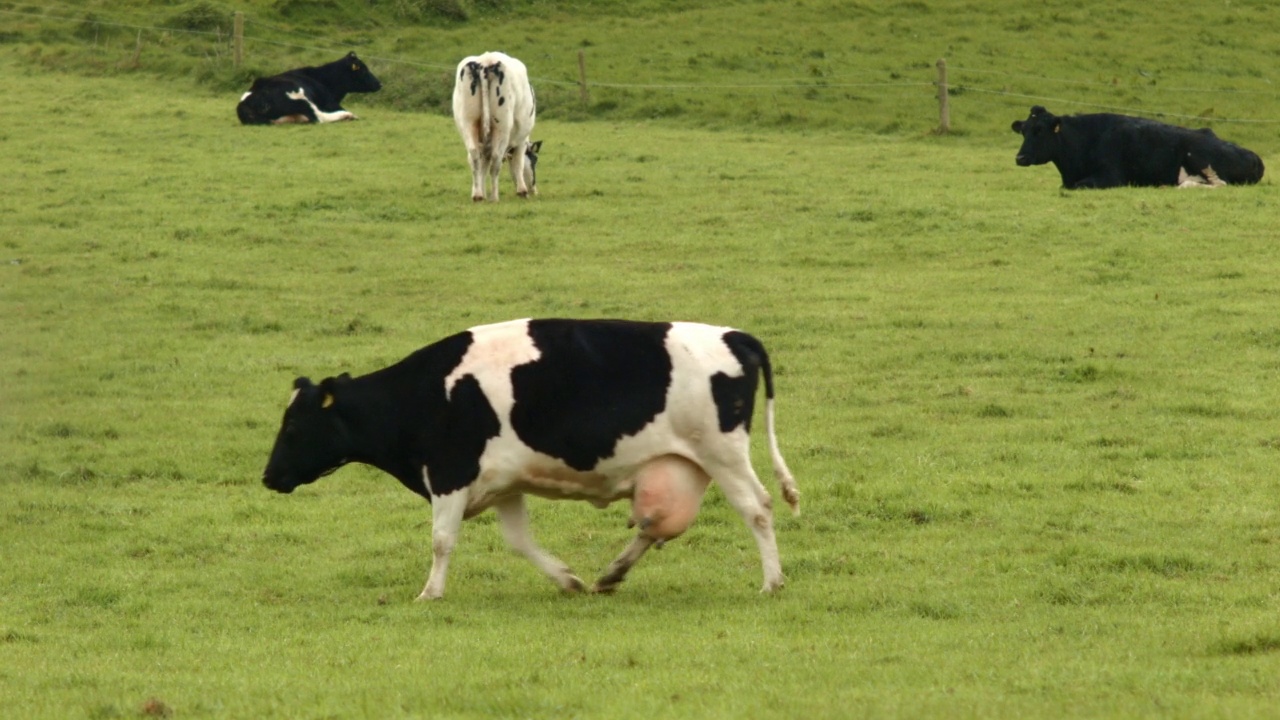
[237,52,382,125]
[1011,105,1265,189]
[452,52,540,201]
[262,318,800,599]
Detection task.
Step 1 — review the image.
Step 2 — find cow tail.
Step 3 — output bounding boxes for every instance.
[739,333,800,516]
[480,64,494,148]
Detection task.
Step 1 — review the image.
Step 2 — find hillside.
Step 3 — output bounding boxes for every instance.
[6,0,1280,146]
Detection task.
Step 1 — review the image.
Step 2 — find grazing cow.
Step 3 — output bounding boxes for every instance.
[237,52,382,125]
[1011,105,1264,189]
[262,318,800,599]
[452,52,540,201]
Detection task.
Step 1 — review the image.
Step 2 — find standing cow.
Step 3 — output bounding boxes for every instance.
[452,52,541,201]
[237,52,382,125]
[1011,105,1264,189]
[262,319,800,599]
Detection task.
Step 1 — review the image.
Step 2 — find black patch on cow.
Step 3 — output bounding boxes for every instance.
[464,61,482,96]
[498,96,506,106]
[262,329,499,502]
[423,373,502,497]
[509,320,674,471]
[487,62,505,87]
[711,331,766,433]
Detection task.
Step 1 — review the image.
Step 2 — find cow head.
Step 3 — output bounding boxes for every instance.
[1011,105,1061,166]
[344,52,383,93]
[262,375,354,493]
[525,140,542,193]
[507,140,542,195]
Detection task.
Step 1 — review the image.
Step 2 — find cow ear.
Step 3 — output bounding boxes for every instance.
[318,375,351,409]
[528,140,542,154]
[1011,120,1024,133]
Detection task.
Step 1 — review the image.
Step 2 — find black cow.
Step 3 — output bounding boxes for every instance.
[237,52,382,125]
[262,318,800,599]
[1011,105,1264,189]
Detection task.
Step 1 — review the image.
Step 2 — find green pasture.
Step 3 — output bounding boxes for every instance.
[4,1,1280,718]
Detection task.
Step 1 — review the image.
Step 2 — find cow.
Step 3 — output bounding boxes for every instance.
[237,52,382,125]
[452,52,540,201]
[261,318,800,599]
[1011,105,1264,189]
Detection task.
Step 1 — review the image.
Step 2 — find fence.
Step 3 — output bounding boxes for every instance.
[6,4,1280,131]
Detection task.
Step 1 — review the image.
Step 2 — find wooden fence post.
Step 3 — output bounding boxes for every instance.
[233,11,244,68]
[936,57,950,134]
[577,50,589,106]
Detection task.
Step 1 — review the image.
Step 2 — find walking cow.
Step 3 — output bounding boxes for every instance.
[1011,105,1264,189]
[261,318,800,599]
[237,52,382,125]
[452,52,541,201]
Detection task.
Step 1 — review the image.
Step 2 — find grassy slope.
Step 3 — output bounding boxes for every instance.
[12,0,1280,143]
[3,1,1280,718]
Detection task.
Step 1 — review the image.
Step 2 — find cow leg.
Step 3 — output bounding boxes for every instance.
[279,91,319,123]
[508,147,530,198]
[485,150,503,202]
[706,457,784,593]
[592,534,657,594]
[467,147,486,202]
[494,496,585,593]
[418,490,468,600]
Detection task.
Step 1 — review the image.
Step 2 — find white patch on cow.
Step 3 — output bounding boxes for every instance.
[1178,165,1226,189]
[444,318,539,402]
[281,88,356,124]
[240,91,252,102]
[287,388,300,407]
[464,453,636,519]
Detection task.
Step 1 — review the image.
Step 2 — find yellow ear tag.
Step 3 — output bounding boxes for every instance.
[322,393,335,408]
[352,64,359,71]
[1055,124,1061,134]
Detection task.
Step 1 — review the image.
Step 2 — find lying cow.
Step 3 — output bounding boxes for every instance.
[262,318,800,599]
[237,52,382,125]
[1011,105,1264,189]
[452,52,540,201]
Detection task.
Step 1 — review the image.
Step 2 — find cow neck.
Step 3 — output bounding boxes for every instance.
[304,63,348,104]
[342,361,436,498]
[1050,122,1091,188]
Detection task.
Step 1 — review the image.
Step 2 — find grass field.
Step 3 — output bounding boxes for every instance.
[4,1,1280,718]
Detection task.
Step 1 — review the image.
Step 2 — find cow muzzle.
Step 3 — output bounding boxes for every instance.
[262,474,296,494]
[1016,154,1032,167]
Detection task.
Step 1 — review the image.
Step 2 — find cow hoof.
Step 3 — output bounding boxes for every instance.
[590,581,619,595]
[560,574,587,594]
[416,591,443,601]
[472,196,485,203]
[760,577,785,594]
